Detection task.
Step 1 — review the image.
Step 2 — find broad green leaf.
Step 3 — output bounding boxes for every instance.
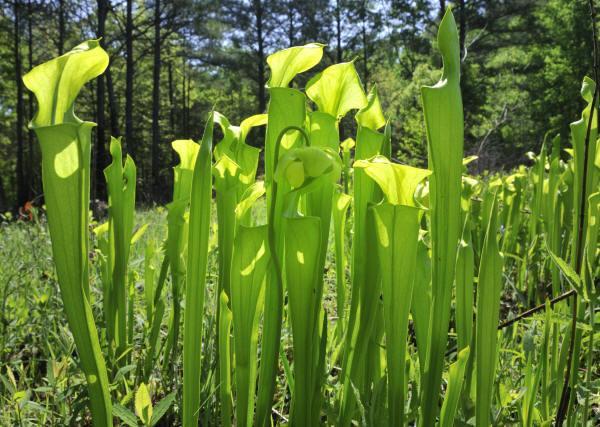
[354,156,431,206]
[419,9,464,426]
[267,43,324,88]
[135,383,152,426]
[112,403,138,427]
[230,225,269,427]
[439,347,471,427]
[150,392,176,427]
[182,113,214,427]
[284,216,323,426]
[339,91,388,424]
[372,203,421,426]
[306,61,367,119]
[309,111,339,150]
[235,181,266,223]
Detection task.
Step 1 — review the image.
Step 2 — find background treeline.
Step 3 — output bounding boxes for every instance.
[0,0,595,209]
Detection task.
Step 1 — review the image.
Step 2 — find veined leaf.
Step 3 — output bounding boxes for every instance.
[135,383,152,426]
[230,225,269,427]
[306,61,367,119]
[267,43,324,88]
[354,156,431,206]
[372,203,421,426]
[284,216,323,426]
[23,39,109,126]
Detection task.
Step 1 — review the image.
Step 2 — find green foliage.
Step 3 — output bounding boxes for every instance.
[4,6,599,427]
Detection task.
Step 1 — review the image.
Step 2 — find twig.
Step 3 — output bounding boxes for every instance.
[498,289,576,329]
[445,289,576,357]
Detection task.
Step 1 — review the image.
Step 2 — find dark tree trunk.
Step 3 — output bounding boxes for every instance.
[125,0,134,159]
[27,0,35,198]
[287,0,294,46]
[58,0,65,54]
[459,0,466,62]
[168,60,176,166]
[15,0,27,208]
[94,0,108,202]
[0,174,6,213]
[254,0,266,113]
[106,66,120,138]
[186,70,191,134]
[181,58,187,136]
[361,0,368,89]
[336,0,342,63]
[439,0,446,18]
[152,0,161,201]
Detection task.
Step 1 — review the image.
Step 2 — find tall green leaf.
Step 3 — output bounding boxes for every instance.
[418,9,464,425]
[182,113,214,427]
[23,40,112,426]
[475,194,503,427]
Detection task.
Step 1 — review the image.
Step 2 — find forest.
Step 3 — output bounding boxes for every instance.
[0,0,599,426]
[0,0,595,208]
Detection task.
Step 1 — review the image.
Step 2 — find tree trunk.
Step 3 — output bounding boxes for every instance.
[186,70,191,134]
[361,0,368,89]
[168,60,176,166]
[152,0,161,201]
[254,0,266,112]
[106,66,121,138]
[336,0,342,63]
[94,0,108,202]
[439,0,446,18]
[0,174,7,213]
[58,0,65,54]
[287,0,294,46]
[459,0,466,62]
[15,0,27,208]
[125,0,134,159]
[181,58,187,136]
[27,0,35,198]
